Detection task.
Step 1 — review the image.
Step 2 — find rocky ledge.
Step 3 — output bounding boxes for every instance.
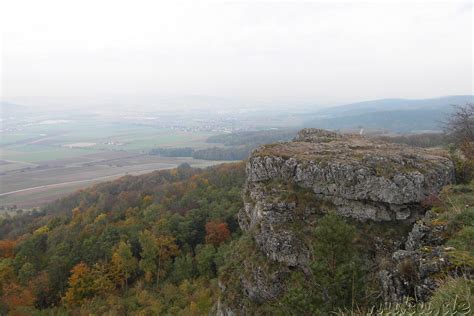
[242,128,454,224]
[239,129,454,269]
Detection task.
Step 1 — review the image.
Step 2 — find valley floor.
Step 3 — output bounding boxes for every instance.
[0,152,222,210]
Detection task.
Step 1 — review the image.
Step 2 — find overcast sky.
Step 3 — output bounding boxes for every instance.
[1,0,472,107]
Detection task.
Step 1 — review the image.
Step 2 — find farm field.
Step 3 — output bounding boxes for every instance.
[1,123,215,162]
[0,119,224,210]
[0,152,222,209]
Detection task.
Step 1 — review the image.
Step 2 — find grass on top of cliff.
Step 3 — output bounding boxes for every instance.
[254,136,449,159]
[254,139,450,179]
[338,277,473,316]
[427,180,474,269]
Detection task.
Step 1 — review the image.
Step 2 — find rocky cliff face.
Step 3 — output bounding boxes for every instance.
[218,129,455,314]
[240,129,453,266]
[244,129,453,222]
[380,209,454,304]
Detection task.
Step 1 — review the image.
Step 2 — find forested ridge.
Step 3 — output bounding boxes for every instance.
[0,162,246,314]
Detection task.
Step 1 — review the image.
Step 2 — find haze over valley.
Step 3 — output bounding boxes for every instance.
[1,95,472,210]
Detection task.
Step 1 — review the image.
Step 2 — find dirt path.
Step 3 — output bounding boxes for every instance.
[0,169,160,197]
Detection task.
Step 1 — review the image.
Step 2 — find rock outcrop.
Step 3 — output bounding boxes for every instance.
[380,210,453,303]
[243,128,454,223]
[223,129,455,312]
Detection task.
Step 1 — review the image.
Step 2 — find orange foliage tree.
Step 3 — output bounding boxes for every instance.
[205,221,230,246]
[1,282,35,311]
[63,262,94,306]
[0,240,16,258]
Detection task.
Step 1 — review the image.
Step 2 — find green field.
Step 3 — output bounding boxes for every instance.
[1,121,216,164]
[0,120,223,210]
[1,146,99,163]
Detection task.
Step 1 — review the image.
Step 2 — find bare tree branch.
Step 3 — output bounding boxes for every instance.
[442,103,474,144]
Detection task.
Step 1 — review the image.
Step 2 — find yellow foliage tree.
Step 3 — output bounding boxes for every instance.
[63,262,114,306]
[111,241,138,289]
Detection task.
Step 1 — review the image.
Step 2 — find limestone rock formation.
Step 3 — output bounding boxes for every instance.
[239,129,453,268]
[381,210,453,303]
[243,128,454,222]
[218,129,454,315]
[225,128,455,311]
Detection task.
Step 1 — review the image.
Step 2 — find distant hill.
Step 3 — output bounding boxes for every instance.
[0,101,25,110]
[0,101,29,117]
[304,95,473,133]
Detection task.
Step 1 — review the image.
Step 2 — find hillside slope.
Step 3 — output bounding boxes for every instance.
[305,95,473,133]
[314,95,473,117]
[0,163,246,314]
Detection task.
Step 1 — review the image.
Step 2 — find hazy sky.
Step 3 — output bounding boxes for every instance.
[1,0,472,107]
